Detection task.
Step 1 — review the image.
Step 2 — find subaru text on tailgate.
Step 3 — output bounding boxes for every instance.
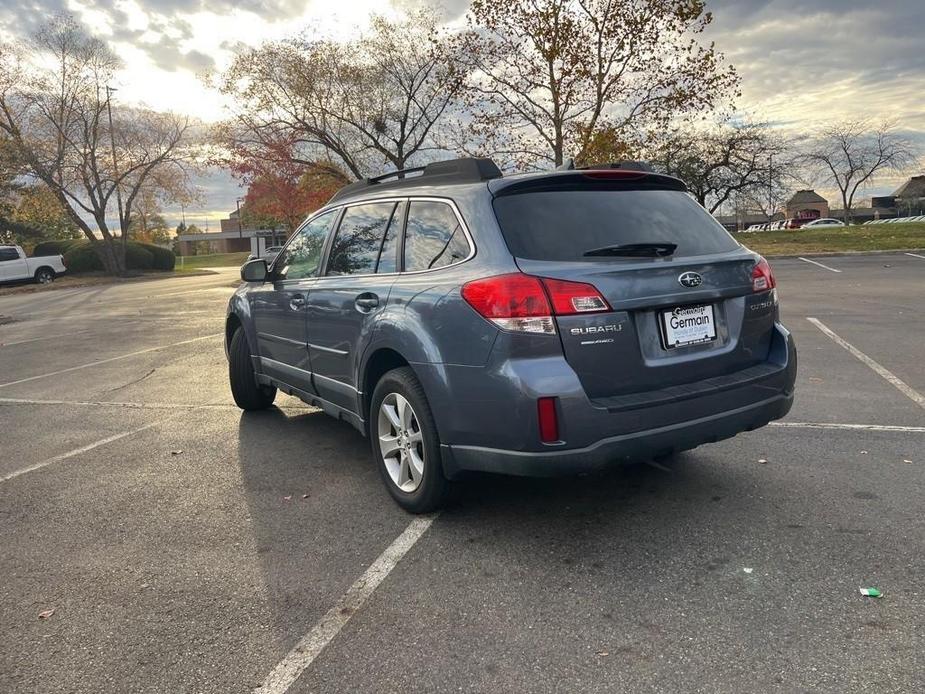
[226,158,796,512]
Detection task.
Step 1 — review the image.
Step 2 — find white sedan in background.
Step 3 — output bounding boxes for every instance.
[802,218,845,228]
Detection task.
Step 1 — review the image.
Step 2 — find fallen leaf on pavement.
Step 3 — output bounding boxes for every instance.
[596,650,609,657]
[38,609,55,619]
[170,450,183,455]
[283,495,292,501]
[758,458,768,464]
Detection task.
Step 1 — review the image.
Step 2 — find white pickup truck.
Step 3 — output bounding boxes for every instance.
[0,245,67,285]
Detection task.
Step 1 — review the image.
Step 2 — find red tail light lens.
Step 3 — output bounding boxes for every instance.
[540,278,610,315]
[752,257,776,292]
[537,397,559,443]
[461,273,555,334]
[461,273,610,333]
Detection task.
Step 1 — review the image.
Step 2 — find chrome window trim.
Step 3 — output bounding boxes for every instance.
[305,195,477,281]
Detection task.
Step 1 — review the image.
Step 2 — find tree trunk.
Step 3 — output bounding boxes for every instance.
[92,239,126,276]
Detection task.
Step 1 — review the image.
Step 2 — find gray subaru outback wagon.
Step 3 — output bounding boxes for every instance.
[226,158,796,512]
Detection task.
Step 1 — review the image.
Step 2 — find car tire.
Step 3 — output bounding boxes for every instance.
[34,268,55,284]
[229,327,276,410]
[370,367,450,513]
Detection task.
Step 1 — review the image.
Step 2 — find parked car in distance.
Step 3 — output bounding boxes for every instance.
[0,245,66,285]
[782,218,804,230]
[802,218,845,228]
[744,224,762,232]
[226,158,797,512]
[246,246,284,264]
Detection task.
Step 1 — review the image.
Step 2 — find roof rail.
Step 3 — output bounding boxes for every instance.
[328,157,503,203]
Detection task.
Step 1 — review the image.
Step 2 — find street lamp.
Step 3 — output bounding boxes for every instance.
[235,197,244,240]
[105,86,125,240]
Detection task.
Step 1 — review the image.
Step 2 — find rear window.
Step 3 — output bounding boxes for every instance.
[493,190,739,261]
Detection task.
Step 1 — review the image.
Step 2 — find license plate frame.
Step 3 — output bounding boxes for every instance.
[660,303,717,349]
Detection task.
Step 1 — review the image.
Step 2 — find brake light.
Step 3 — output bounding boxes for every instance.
[582,170,648,180]
[461,273,610,334]
[537,397,559,443]
[461,273,555,334]
[752,257,776,292]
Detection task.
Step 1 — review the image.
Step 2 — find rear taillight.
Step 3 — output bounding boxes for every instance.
[537,397,559,443]
[542,277,610,315]
[752,257,776,292]
[460,273,555,334]
[461,273,611,334]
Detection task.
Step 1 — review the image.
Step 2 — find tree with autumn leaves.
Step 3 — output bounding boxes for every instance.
[216,132,345,235]
[217,1,740,182]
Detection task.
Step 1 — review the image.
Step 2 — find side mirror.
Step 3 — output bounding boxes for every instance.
[241,258,268,283]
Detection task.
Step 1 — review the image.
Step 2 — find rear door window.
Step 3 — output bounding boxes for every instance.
[326,202,397,276]
[493,189,739,261]
[403,201,470,271]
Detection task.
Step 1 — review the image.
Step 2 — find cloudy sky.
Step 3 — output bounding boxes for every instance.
[2,0,923,224]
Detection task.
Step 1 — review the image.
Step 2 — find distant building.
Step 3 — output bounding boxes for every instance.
[785,190,829,221]
[176,209,286,256]
[892,175,925,215]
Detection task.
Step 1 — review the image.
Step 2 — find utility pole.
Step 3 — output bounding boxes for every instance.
[767,154,773,221]
[105,86,125,242]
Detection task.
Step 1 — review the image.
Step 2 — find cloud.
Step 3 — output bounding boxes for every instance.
[3,0,922,217]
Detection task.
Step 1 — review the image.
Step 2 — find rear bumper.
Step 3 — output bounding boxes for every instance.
[441,391,792,477]
[415,322,796,478]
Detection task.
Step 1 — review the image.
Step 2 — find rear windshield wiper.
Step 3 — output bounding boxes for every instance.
[582,242,678,258]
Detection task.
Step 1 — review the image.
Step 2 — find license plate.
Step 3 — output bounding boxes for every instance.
[661,304,717,348]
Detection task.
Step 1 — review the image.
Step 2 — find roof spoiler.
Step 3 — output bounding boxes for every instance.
[555,159,655,173]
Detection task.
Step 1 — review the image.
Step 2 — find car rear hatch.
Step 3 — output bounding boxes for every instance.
[490,171,778,401]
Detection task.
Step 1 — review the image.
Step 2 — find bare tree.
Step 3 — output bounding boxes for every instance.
[801,120,917,225]
[0,16,195,274]
[651,121,793,214]
[457,0,739,168]
[216,10,464,180]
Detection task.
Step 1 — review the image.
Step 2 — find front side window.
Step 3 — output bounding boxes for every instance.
[275,211,337,281]
[403,201,470,272]
[326,202,397,276]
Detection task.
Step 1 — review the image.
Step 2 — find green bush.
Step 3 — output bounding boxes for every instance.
[135,242,176,271]
[125,243,154,270]
[63,243,104,272]
[63,241,157,273]
[32,239,84,257]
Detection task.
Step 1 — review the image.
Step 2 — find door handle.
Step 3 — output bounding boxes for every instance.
[354,293,379,311]
[289,294,306,310]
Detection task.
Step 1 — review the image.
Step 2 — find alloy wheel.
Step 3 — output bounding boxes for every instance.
[378,392,425,493]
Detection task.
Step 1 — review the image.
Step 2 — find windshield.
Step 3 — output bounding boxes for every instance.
[493,189,739,261]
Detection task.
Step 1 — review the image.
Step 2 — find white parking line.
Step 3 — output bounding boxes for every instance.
[0,419,167,483]
[0,333,222,389]
[254,515,438,694]
[798,257,842,273]
[905,252,925,260]
[771,422,925,433]
[0,330,90,347]
[807,317,925,409]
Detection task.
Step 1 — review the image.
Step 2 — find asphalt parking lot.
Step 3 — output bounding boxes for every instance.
[1,253,923,693]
